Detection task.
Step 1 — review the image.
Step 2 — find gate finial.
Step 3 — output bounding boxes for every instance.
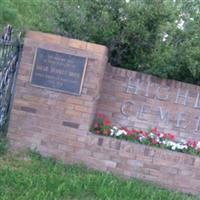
[1,24,12,41]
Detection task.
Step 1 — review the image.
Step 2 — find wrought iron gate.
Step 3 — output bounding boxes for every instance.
[0,25,21,136]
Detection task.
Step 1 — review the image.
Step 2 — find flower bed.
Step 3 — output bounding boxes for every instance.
[91,113,200,156]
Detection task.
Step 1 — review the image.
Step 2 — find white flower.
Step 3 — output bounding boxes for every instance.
[162,140,177,150]
[197,141,200,149]
[162,140,188,151]
[139,136,145,142]
[162,140,167,145]
[176,143,183,150]
[149,133,155,138]
[110,126,119,136]
[156,137,161,143]
[115,129,127,137]
[110,129,115,136]
[159,133,164,138]
[171,145,176,150]
[122,130,128,135]
[180,139,187,145]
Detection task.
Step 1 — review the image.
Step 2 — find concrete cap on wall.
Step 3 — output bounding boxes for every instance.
[26,31,108,55]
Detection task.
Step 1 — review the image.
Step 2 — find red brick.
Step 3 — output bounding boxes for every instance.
[26,31,61,45]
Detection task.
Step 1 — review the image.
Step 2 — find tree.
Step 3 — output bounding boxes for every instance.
[0,0,199,85]
[149,0,200,83]
[0,0,18,28]
[51,0,200,84]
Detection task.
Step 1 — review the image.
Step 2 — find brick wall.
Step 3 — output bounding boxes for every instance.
[7,31,200,195]
[97,65,200,141]
[83,133,200,195]
[8,31,108,150]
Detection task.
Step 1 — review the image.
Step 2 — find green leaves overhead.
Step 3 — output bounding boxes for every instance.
[0,0,200,85]
[51,0,200,84]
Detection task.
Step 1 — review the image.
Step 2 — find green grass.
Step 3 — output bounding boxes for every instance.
[0,151,198,200]
[0,138,7,156]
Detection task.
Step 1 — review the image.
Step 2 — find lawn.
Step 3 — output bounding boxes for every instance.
[0,147,198,200]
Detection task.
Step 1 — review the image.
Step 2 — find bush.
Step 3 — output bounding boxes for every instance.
[0,0,55,33]
[51,0,200,85]
[0,0,200,84]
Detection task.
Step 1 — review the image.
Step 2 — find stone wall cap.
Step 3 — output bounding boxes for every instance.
[26,31,108,55]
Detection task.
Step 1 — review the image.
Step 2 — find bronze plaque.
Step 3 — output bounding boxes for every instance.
[31,48,87,95]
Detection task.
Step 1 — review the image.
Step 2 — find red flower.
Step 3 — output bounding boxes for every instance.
[135,136,139,140]
[151,127,157,133]
[143,132,148,138]
[168,133,175,141]
[156,132,160,137]
[187,140,197,148]
[126,129,131,136]
[151,138,157,145]
[96,130,100,134]
[104,119,110,126]
[94,122,99,128]
[162,133,167,139]
[132,129,137,134]
[96,113,106,119]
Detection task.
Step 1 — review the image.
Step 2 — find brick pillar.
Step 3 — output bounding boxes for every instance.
[8,31,108,158]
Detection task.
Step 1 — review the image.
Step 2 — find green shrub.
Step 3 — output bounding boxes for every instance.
[0,0,200,84]
[51,0,200,85]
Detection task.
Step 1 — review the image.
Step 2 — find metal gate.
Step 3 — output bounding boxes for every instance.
[0,25,21,136]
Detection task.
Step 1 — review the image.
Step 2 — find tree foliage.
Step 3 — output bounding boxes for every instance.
[0,0,18,28]
[0,0,200,84]
[0,0,54,32]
